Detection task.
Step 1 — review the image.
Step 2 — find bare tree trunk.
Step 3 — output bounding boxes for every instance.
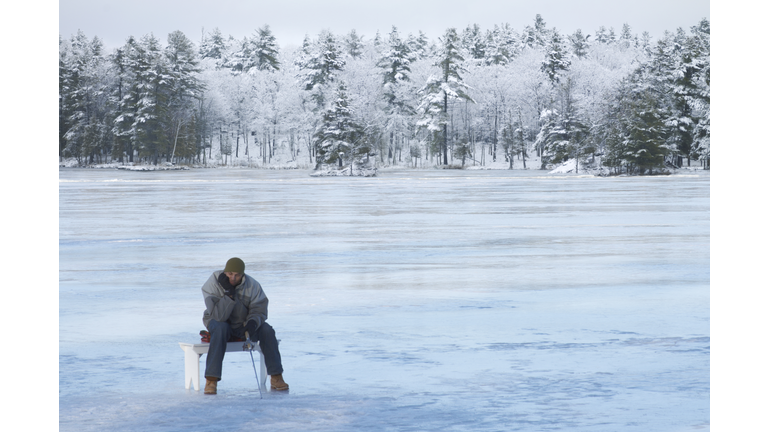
[170,120,182,163]
[443,93,449,165]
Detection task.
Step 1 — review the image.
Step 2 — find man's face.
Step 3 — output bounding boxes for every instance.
[224,271,243,287]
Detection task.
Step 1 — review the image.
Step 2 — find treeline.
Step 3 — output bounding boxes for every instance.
[59,15,710,173]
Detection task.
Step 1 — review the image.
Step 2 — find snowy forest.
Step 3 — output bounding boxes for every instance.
[58,15,710,175]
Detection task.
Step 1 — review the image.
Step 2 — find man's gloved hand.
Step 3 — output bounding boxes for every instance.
[245,320,259,341]
[217,272,236,299]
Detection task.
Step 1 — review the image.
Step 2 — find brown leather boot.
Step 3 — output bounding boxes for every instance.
[270,374,289,391]
[204,377,218,395]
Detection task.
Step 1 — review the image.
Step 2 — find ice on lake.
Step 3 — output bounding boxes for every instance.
[59,168,709,431]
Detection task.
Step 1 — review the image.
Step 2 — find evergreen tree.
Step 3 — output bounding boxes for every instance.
[373,30,383,52]
[453,134,472,166]
[408,31,430,60]
[533,14,550,47]
[165,30,203,161]
[199,28,227,61]
[595,26,608,44]
[687,18,710,166]
[60,31,111,164]
[640,31,653,54]
[461,24,486,62]
[314,81,366,169]
[345,29,365,59]
[569,29,590,59]
[619,23,633,50]
[602,77,670,174]
[378,26,416,164]
[535,76,593,170]
[416,28,473,165]
[253,25,280,72]
[501,111,528,169]
[636,29,704,167]
[59,36,70,159]
[623,90,669,174]
[111,36,141,162]
[132,33,171,164]
[378,26,414,109]
[222,37,256,75]
[521,25,536,49]
[166,30,201,98]
[293,34,313,71]
[541,29,570,84]
[484,24,517,66]
[501,122,516,169]
[296,30,346,108]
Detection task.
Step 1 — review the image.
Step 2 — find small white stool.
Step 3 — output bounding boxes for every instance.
[178,341,267,391]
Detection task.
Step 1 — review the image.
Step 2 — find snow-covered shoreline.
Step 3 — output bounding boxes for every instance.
[59,156,710,177]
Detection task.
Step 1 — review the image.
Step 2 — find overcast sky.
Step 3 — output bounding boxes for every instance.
[59,0,710,50]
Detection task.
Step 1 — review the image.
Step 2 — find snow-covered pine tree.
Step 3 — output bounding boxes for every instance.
[595,26,608,44]
[623,90,669,174]
[253,25,280,72]
[378,26,416,165]
[61,31,111,164]
[379,27,413,105]
[674,19,710,167]
[521,25,536,49]
[222,37,256,75]
[296,30,346,109]
[110,36,141,163]
[313,81,366,170]
[132,33,172,164]
[461,24,486,63]
[533,14,550,47]
[535,110,590,170]
[416,27,474,166]
[199,28,227,62]
[535,74,593,171]
[640,31,653,55]
[453,134,472,166]
[569,29,590,59]
[373,30,383,52]
[345,29,365,59]
[687,19,710,168]
[635,29,693,167]
[602,74,670,175]
[59,36,71,160]
[293,34,313,71]
[484,23,518,66]
[501,117,527,169]
[408,31,431,60]
[619,23,634,51]
[165,30,203,162]
[541,29,571,84]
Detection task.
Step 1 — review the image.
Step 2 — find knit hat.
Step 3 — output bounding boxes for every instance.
[224,257,245,274]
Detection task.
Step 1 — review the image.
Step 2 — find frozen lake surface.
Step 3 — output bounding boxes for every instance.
[59,168,709,431]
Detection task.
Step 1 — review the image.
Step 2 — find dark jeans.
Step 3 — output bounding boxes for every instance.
[204,319,284,380]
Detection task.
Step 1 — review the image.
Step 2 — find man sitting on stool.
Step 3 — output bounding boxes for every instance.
[201,257,289,394]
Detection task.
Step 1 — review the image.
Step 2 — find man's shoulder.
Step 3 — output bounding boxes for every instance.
[202,271,221,290]
[243,273,261,287]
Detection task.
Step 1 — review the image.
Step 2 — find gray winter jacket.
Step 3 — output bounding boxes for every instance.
[202,270,268,330]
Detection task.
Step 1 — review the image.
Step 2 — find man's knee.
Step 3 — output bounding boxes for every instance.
[208,320,232,337]
[258,322,275,338]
